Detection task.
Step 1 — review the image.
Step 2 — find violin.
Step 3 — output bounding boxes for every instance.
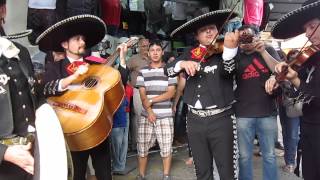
[196,0,240,63]
[204,40,224,59]
[276,21,320,82]
[275,45,319,81]
[288,45,319,67]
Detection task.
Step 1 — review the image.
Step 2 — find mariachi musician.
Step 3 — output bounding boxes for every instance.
[164,10,239,180]
[37,15,121,180]
[0,0,44,179]
[271,0,320,179]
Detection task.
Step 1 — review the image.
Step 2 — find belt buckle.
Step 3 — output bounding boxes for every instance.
[198,110,207,117]
[0,135,33,146]
[191,107,227,118]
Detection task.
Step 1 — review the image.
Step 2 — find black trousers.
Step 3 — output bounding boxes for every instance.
[71,138,112,180]
[187,109,237,180]
[301,123,320,180]
[0,161,32,180]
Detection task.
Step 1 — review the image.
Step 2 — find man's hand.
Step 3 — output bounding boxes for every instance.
[172,103,177,113]
[180,61,199,76]
[4,143,34,175]
[254,41,266,53]
[74,63,89,77]
[143,98,152,109]
[224,30,240,48]
[274,62,298,81]
[147,109,156,123]
[265,76,278,95]
[117,43,128,65]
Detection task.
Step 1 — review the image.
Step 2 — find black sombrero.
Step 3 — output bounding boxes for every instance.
[3,29,33,40]
[271,0,320,39]
[36,14,106,52]
[170,9,237,37]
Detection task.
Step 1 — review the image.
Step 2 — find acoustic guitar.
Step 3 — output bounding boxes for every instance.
[47,37,139,151]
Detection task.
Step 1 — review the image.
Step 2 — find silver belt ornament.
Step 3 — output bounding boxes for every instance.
[190,106,232,117]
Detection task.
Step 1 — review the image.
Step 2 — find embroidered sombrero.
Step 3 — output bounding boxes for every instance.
[3,29,33,40]
[36,14,106,52]
[271,0,320,39]
[170,9,237,37]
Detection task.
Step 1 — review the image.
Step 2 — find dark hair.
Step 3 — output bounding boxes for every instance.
[148,39,163,50]
[238,24,260,44]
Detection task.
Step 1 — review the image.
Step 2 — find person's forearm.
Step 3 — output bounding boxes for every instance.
[290,77,301,89]
[173,90,182,108]
[151,89,176,103]
[139,89,152,109]
[260,50,279,73]
[60,74,77,89]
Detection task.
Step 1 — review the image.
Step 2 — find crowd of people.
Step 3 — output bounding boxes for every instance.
[1,0,320,180]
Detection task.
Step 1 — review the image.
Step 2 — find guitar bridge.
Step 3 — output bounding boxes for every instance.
[49,101,87,114]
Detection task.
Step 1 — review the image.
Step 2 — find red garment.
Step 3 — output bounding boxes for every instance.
[125,84,133,112]
[66,61,87,75]
[101,0,121,26]
[244,0,264,27]
[191,46,207,62]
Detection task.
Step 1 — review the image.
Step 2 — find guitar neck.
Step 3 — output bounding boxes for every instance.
[106,50,120,66]
[105,37,139,66]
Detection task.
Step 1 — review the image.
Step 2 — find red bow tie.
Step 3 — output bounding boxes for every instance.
[66,61,87,75]
[191,46,207,62]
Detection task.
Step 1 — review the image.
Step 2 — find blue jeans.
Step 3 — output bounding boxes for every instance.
[111,113,129,171]
[237,116,278,180]
[279,105,300,165]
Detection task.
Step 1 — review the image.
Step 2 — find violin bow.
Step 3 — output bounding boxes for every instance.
[287,22,320,67]
[275,22,320,82]
[199,0,241,63]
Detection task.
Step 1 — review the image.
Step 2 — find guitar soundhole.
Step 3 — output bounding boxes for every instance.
[83,77,99,89]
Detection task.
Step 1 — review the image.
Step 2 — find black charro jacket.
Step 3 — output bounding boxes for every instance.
[164,47,235,109]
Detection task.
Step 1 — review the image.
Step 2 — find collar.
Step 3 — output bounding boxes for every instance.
[67,56,84,63]
[199,44,207,48]
[0,37,20,60]
[148,62,165,69]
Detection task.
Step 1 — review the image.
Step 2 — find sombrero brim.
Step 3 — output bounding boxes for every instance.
[36,14,106,52]
[2,29,33,40]
[271,1,320,39]
[170,9,237,37]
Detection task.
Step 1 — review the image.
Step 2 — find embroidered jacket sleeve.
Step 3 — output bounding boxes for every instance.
[164,48,191,77]
[296,65,320,124]
[220,46,238,77]
[43,61,66,97]
[298,67,320,101]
